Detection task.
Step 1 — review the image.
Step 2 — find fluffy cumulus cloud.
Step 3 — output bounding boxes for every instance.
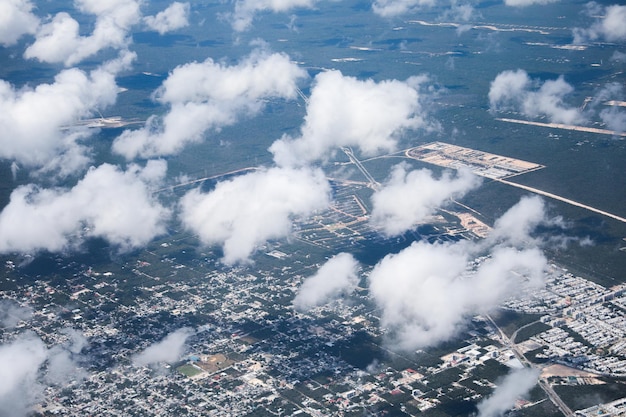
[24,0,141,66]
[144,2,190,34]
[133,328,194,367]
[293,253,360,311]
[0,53,133,175]
[180,166,331,264]
[368,196,551,350]
[370,164,481,236]
[0,160,170,254]
[270,71,434,167]
[113,48,307,160]
[573,4,626,44]
[0,333,48,417]
[0,0,39,46]
[0,330,86,417]
[227,0,318,32]
[23,0,189,65]
[477,367,540,417]
[488,69,582,125]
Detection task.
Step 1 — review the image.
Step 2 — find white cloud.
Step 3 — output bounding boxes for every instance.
[368,197,550,351]
[44,329,88,386]
[0,53,133,175]
[227,0,318,32]
[371,0,480,20]
[590,83,626,134]
[270,71,435,167]
[144,2,190,34]
[0,161,170,254]
[488,69,582,124]
[180,166,331,265]
[293,253,360,311]
[504,0,558,7]
[0,0,39,46]
[0,299,32,328]
[442,1,479,22]
[24,0,141,66]
[113,47,307,160]
[477,367,540,417]
[0,333,47,417]
[600,107,626,133]
[368,241,546,350]
[370,164,481,236]
[372,0,435,18]
[133,328,194,367]
[488,195,557,246]
[0,330,88,417]
[573,4,626,44]
[611,51,626,62]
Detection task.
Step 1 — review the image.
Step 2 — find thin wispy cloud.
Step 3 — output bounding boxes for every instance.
[372,0,436,18]
[504,0,558,7]
[476,367,540,417]
[293,253,360,311]
[133,328,194,367]
[226,0,320,32]
[0,300,32,329]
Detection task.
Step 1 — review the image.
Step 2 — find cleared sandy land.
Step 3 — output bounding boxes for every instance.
[541,364,603,379]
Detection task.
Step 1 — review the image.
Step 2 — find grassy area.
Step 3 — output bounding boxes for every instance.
[177,364,203,377]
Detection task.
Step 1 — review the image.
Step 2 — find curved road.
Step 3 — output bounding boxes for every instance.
[486,314,574,417]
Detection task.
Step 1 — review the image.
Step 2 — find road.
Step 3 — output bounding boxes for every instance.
[154,167,259,193]
[496,117,626,137]
[486,314,574,417]
[495,177,626,224]
[341,147,381,190]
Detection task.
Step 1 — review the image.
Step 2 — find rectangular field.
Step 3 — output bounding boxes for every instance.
[405,141,544,179]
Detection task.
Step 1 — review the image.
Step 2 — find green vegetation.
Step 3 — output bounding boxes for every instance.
[471,359,511,382]
[326,330,384,369]
[425,368,464,390]
[490,309,543,338]
[513,321,551,343]
[177,364,203,378]
[553,382,626,411]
